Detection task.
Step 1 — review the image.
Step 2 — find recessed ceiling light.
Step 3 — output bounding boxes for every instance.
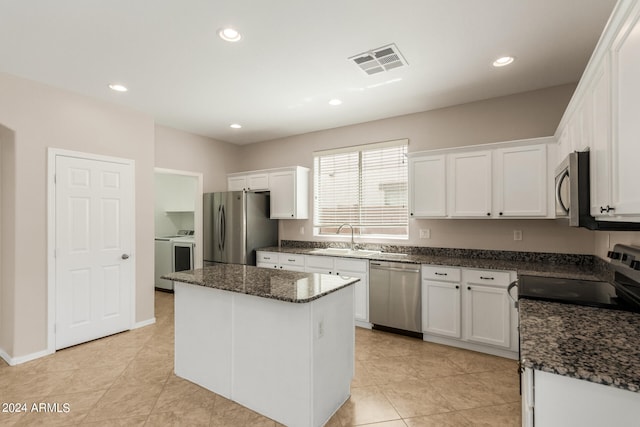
[219,27,242,42]
[493,56,515,67]
[230,123,242,129]
[328,99,343,106]
[108,83,128,92]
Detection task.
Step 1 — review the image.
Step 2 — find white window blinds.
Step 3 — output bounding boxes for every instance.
[313,139,408,237]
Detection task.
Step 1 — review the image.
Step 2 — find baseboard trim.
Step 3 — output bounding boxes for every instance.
[0,347,54,366]
[133,317,156,329]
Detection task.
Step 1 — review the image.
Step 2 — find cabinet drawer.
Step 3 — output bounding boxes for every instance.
[257,252,278,263]
[335,258,368,273]
[422,265,461,282]
[305,255,334,270]
[464,269,511,286]
[278,253,305,267]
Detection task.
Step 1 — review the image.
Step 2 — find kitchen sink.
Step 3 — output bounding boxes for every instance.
[309,248,382,257]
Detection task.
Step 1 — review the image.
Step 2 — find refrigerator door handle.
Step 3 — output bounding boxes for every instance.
[221,205,226,251]
[217,204,223,251]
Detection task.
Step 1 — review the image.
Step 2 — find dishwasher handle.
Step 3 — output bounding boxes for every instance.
[370,263,420,274]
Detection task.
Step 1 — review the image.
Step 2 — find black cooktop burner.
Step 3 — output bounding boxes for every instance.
[518,244,640,313]
[518,276,624,308]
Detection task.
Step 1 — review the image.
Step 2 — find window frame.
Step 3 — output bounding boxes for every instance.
[312,139,409,240]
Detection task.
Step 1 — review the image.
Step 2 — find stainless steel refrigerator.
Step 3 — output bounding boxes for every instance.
[203,191,278,265]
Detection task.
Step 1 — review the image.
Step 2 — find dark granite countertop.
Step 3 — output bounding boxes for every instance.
[163,263,359,303]
[257,246,604,281]
[519,299,640,393]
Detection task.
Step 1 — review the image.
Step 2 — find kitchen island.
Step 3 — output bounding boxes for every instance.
[163,264,360,427]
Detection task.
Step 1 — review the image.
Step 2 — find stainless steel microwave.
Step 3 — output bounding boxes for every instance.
[555,151,640,231]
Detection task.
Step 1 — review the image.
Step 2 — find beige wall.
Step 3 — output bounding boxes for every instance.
[0,73,156,359]
[154,125,240,193]
[594,231,640,259]
[0,125,16,357]
[237,83,596,254]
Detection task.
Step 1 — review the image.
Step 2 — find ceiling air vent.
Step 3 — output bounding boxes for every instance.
[348,43,408,76]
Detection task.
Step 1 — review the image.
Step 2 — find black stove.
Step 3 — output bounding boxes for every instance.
[516,244,640,313]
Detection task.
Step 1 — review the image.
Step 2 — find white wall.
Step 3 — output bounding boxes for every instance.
[236,83,596,254]
[154,173,197,237]
[0,72,155,360]
[0,124,16,358]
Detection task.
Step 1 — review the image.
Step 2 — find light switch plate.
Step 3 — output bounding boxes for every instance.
[420,229,431,239]
[514,230,523,241]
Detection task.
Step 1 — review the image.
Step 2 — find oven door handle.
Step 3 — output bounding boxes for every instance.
[507,280,519,310]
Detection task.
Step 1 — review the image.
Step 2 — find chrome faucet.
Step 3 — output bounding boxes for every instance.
[336,223,355,250]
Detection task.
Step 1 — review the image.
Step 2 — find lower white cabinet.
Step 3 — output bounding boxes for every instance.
[306,255,369,325]
[422,264,518,359]
[257,252,370,325]
[522,368,640,427]
[422,266,462,338]
[256,252,305,272]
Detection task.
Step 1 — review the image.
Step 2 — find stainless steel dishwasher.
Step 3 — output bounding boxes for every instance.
[369,261,421,334]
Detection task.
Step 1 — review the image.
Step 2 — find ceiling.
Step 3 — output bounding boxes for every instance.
[0,0,618,145]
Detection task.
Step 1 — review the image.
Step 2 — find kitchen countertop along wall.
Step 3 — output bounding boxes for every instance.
[259,241,610,282]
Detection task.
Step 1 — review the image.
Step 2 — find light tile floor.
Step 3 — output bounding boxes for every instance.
[0,291,521,426]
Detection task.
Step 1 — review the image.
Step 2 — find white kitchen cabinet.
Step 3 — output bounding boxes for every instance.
[305,255,370,325]
[448,150,493,217]
[256,251,305,272]
[422,264,518,359]
[421,266,461,338]
[463,269,513,349]
[523,368,640,427]
[227,173,269,192]
[269,167,309,219]
[408,154,447,218]
[494,144,547,217]
[611,3,640,217]
[227,166,309,219]
[590,56,613,218]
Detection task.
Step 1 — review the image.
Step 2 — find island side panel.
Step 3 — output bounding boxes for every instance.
[174,282,233,398]
[312,285,355,427]
[232,293,312,427]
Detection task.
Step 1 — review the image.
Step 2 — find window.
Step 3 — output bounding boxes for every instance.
[313,139,408,238]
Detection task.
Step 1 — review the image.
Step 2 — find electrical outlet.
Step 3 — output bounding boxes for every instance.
[420,229,431,239]
[299,226,305,235]
[514,230,523,241]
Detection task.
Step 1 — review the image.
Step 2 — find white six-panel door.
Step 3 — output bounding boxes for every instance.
[55,154,134,350]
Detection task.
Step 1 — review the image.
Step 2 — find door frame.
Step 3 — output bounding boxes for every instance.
[154,167,204,269]
[47,148,136,355]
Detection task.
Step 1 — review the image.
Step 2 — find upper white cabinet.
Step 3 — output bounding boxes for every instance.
[269,167,309,219]
[554,0,640,222]
[408,138,554,219]
[611,3,640,217]
[227,172,269,192]
[590,56,613,218]
[494,144,547,217]
[408,155,447,217]
[449,151,493,218]
[227,166,309,219]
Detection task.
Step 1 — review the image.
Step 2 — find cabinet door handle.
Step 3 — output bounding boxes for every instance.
[435,272,448,276]
[480,276,494,280]
[467,286,471,290]
[486,212,491,216]
[455,285,460,289]
[600,205,615,213]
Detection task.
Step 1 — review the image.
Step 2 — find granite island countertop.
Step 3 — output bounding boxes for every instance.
[258,246,606,281]
[519,299,640,393]
[163,263,360,303]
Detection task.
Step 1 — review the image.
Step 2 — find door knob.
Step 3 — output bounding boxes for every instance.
[121,254,130,260]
